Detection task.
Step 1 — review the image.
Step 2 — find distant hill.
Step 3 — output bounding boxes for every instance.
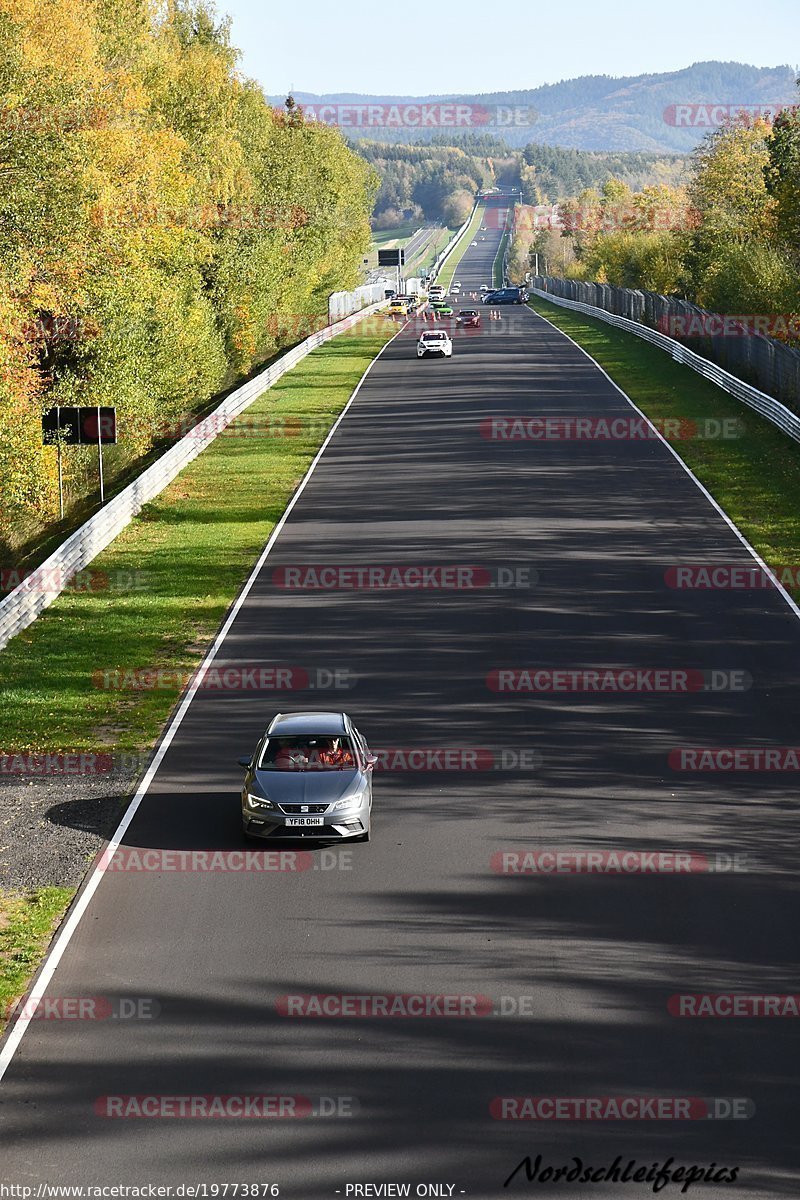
[273,62,798,153]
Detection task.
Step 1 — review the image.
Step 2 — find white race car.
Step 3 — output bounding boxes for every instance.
[417,330,453,358]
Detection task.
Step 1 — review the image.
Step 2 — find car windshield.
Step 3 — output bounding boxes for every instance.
[459,311,477,317]
[258,735,357,771]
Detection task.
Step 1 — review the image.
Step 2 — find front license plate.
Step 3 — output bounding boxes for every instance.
[285,817,325,827]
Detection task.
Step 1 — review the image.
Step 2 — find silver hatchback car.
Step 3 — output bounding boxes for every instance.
[239,711,375,842]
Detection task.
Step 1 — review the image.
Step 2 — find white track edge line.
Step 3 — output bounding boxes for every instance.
[0,324,404,1083]
[529,303,800,622]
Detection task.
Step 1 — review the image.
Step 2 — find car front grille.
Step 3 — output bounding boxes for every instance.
[278,804,329,814]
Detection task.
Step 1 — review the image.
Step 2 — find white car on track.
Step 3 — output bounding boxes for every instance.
[417,330,453,358]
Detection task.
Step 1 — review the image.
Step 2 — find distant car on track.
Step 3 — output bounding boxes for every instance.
[417,329,453,357]
[430,301,454,317]
[389,297,418,315]
[483,287,527,305]
[239,711,375,842]
[456,310,481,328]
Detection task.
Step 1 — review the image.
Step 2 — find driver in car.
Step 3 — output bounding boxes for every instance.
[318,737,354,768]
[274,741,309,769]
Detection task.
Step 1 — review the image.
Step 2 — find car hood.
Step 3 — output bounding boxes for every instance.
[252,768,363,804]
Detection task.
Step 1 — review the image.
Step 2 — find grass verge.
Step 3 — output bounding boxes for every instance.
[0,324,395,1022]
[493,225,510,287]
[0,327,395,753]
[529,296,800,591]
[370,223,416,249]
[407,226,456,277]
[494,207,513,286]
[436,206,485,290]
[0,887,74,1025]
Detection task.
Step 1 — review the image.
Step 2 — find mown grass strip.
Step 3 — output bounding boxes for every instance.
[529,297,800,592]
[436,206,485,290]
[0,326,394,1025]
[0,327,395,755]
[407,226,456,277]
[0,887,74,1028]
[492,225,510,288]
[370,223,416,249]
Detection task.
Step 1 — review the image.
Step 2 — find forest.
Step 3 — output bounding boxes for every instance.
[360,135,685,227]
[509,103,800,324]
[0,0,377,548]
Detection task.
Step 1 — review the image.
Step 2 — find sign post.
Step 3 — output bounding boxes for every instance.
[377,248,405,296]
[96,405,104,503]
[42,406,117,510]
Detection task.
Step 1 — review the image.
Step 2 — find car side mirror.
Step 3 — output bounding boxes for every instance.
[237,756,252,768]
[365,754,378,768]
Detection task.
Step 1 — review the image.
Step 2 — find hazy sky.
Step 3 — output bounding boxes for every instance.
[220,0,799,96]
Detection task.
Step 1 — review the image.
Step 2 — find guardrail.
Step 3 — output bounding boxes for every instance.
[429,203,478,283]
[531,276,800,412]
[529,285,800,445]
[0,300,386,652]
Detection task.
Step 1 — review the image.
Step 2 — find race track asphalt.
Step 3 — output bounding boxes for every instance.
[2,193,799,1198]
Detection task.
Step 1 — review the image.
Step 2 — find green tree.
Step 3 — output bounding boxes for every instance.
[764,101,800,256]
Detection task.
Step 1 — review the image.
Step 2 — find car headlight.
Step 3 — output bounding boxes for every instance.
[332,791,367,813]
[246,792,275,811]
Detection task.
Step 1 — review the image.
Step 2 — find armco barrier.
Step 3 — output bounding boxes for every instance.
[530,276,800,413]
[429,203,478,283]
[529,285,800,446]
[0,301,386,652]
